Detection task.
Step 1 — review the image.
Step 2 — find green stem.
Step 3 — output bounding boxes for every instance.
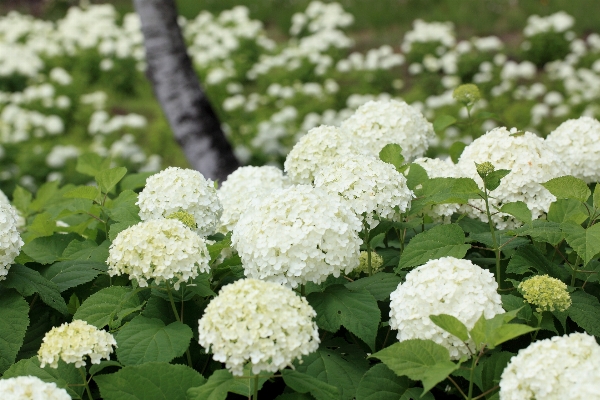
[79,367,93,400]
[300,284,305,297]
[571,255,581,286]
[467,354,477,400]
[253,374,259,400]
[165,282,194,367]
[482,189,501,288]
[466,105,475,138]
[364,226,372,276]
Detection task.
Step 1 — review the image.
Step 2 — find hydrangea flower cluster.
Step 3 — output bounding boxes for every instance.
[352,250,384,276]
[545,117,600,183]
[518,274,571,312]
[457,127,567,229]
[0,376,70,400]
[284,125,358,184]
[218,165,289,232]
[341,99,435,161]
[389,257,504,359]
[413,157,465,223]
[38,319,117,369]
[314,154,413,228]
[499,332,600,400]
[0,201,24,280]
[137,167,222,236]
[232,185,362,288]
[198,278,320,376]
[107,219,210,290]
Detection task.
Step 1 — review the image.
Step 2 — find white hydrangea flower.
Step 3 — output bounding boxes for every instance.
[389,257,504,360]
[413,157,466,223]
[0,202,24,280]
[137,167,222,236]
[314,154,413,228]
[38,320,117,369]
[198,278,320,376]
[500,332,600,400]
[0,376,71,400]
[341,99,435,162]
[545,117,600,183]
[232,185,362,288]
[457,127,567,230]
[284,125,358,184]
[218,165,289,232]
[107,219,210,290]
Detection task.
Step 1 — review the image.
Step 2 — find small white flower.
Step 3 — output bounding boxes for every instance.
[198,278,320,376]
[38,320,117,369]
[0,376,71,400]
[0,202,24,280]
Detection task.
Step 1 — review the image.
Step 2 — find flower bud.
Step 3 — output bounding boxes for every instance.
[518,274,571,312]
[453,83,481,107]
[476,161,495,178]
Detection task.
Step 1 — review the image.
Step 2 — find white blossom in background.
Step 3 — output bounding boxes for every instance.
[413,157,466,223]
[38,320,117,369]
[218,165,289,232]
[0,376,71,400]
[0,202,24,281]
[457,127,567,230]
[198,278,319,376]
[107,219,210,290]
[45,145,80,168]
[389,257,504,360]
[314,154,413,228]
[341,99,435,162]
[523,11,575,37]
[232,185,362,288]
[401,19,456,53]
[499,332,600,400]
[137,167,222,236]
[284,125,358,184]
[545,116,600,183]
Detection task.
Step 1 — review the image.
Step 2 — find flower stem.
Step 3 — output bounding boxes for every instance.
[482,188,501,288]
[253,374,259,400]
[467,354,477,400]
[79,367,93,400]
[364,226,372,276]
[165,281,194,367]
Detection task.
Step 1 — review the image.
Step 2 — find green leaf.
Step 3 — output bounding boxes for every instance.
[370,339,460,394]
[76,153,111,177]
[2,264,68,314]
[96,166,127,193]
[510,220,564,246]
[433,115,457,132]
[24,212,55,240]
[379,144,405,170]
[543,175,591,203]
[345,273,402,301]
[430,314,469,342]
[594,183,600,209]
[356,363,433,400]
[469,312,534,350]
[74,286,142,329]
[41,260,107,292]
[567,290,600,336]
[499,201,532,223]
[501,294,532,322]
[0,292,29,374]
[449,141,467,164]
[120,172,153,192]
[295,343,369,400]
[561,221,600,266]
[109,221,137,241]
[30,180,60,212]
[228,364,269,397]
[481,352,514,394]
[89,360,122,376]
[116,316,193,366]
[281,369,340,400]
[405,163,428,191]
[484,169,510,191]
[63,186,100,201]
[186,369,233,400]
[12,185,32,215]
[106,190,141,223]
[94,362,205,400]
[505,245,570,281]
[22,233,81,264]
[3,357,84,399]
[410,177,482,215]
[308,285,380,351]
[547,199,589,224]
[398,224,470,270]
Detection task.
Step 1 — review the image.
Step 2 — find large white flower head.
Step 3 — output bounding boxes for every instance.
[137,167,222,236]
[389,257,504,360]
[232,185,362,288]
[284,125,358,184]
[218,165,289,232]
[545,117,600,183]
[0,201,24,280]
[313,154,413,229]
[38,319,117,369]
[500,332,600,400]
[457,127,567,230]
[107,219,210,290]
[341,99,435,162]
[413,157,466,223]
[0,376,71,400]
[198,278,320,376]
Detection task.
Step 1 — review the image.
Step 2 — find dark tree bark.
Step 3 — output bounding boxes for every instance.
[134,0,239,183]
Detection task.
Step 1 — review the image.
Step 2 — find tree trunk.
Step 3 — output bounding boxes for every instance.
[134,0,239,183]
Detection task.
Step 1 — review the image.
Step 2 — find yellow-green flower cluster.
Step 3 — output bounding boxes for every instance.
[518,274,571,312]
[352,251,384,276]
[453,83,481,107]
[475,161,495,177]
[167,210,197,230]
